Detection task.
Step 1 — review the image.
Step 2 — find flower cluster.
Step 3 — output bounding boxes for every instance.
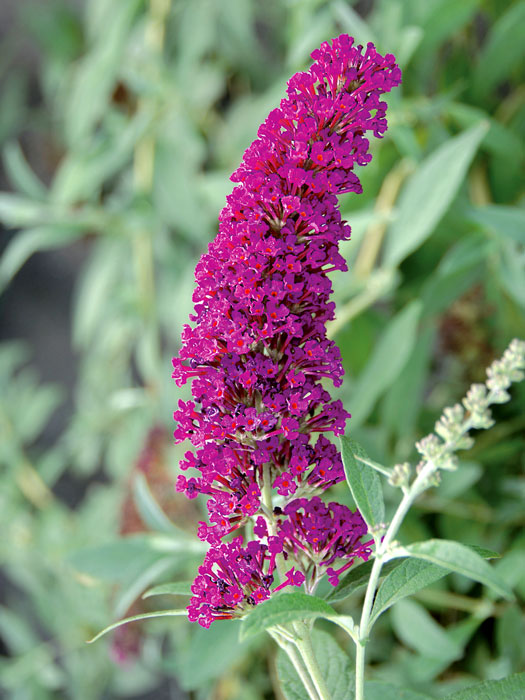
[174,35,401,627]
[188,538,281,628]
[277,497,373,588]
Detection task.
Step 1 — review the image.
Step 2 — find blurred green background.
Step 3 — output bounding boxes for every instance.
[0,1,524,698]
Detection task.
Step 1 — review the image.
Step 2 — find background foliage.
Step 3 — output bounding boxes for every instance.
[0,0,523,698]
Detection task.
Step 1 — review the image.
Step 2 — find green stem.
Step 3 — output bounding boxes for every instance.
[271,630,320,700]
[326,268,394,339]
[132,0,171,395]
[414,588,498,616]
[354,459,437,700]
[294,622,333,700]
[262,463,288,581]
[353,160,411,279]
[354,408,485,697]
[263,471,330,699]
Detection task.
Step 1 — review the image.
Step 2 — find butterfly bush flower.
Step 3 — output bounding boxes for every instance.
[173,35,401,626]
[276,497,373,590]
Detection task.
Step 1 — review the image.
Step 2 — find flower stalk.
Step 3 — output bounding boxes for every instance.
[354,338,525,699]
[294,622,333,700]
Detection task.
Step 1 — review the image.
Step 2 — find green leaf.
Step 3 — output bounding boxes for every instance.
[0,341,30,377]
[113,556,177,619]
[444,672,525,700]
[414,0,480,53]
[391,599,462,661]
[278,635,433,700]
[436,234,490,278]
[277,628,355,700]
[370,559,451,627]
[332,1,377,46]
[436,462,482,500]
[71,238,124,348]
[68,536,165,585]
[240,593,337,641]
[132,473,180,535]
[349,300,422,427]
[446,103,523,160]
[0,605,40,655]
[87,609,187,644]
[0,225,85,293]
[143,582,193,599]
[473,2,525,100]
[497,240,525,309]
[497,604,525,672]
[64,0,141,146]
[340,436,385,530]
[383,123,488,267]
[16,381,64,444]
[173,618,259,691]
[3,141,47,200]
[0,193,48,226]
[395,540,513,601]
[382,327,434,440]
[467,205,525,244]
[421,235,488,316]
[51,110,151,204]
[363,681,433,700]
[68,534,204,585]
[325,559,400,604]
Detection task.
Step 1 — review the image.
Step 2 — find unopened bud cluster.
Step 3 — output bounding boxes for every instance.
[388,462,411,488]
[393,339,525,491]
[486,338,525,401]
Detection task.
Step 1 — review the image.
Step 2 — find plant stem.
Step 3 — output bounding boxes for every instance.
[294,622,333,700]
[414,588,498,616]
[353,160,411,279]
[354,398,490,698]
[263,470,330,698]
[354,459,437,700]
[1,407,55,508]
[271,630,320,700]
[262,463,289,581]
[326,268,395,339]
[132,0,171,395]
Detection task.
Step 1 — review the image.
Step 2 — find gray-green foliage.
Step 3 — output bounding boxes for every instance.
[0,0,524,698]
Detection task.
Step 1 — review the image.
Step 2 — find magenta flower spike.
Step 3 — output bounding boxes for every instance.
[172,34,401,626]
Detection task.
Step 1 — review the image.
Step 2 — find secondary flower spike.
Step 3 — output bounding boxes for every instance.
[187,536,304,628]
[276,497,373,590]
[173,35,401,625]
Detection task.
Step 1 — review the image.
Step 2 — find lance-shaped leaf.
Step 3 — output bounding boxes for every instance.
[340,436,385,531]
[133,472,181,535]
[383,123,488,267]
[369,559,449,628]
[348,301,422,427]
[240,592,337,641]
[391,540,513,601]
[367,544,500,626]
[391,599,462,661]
[87,609,187,644]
